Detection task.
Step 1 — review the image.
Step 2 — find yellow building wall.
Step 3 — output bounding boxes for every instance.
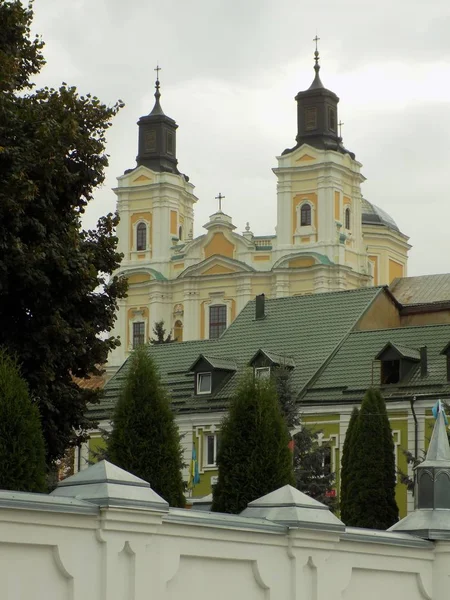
[289,257,315,268]
[202,265,237,275]
[170,210,178,235]
[356,292,401,331]
[334,191,340,220]
[389,259,404,283]
[127,273,151,285]
[204,233,235,259]
[369,255,379,285]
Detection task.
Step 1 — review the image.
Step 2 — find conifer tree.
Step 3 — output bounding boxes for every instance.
[340,407,359,523]
[342,388,398,529]
[108,345,185,507]
[0,350,46,492]
[212,372,295,514]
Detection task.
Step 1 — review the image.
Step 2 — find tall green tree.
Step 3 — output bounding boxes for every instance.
[340,407,359,523]
[0,350,46,492]
[342,388,398,529]
[212,372,295,514]
[108,345,185,507]
[0,0,127,464]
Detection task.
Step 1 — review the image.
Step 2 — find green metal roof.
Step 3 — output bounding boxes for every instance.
[93,286,384,421]
[375,342,421,362]
[303,324,450,404]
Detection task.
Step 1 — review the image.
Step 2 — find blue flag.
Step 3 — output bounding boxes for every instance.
[432,400,448,425]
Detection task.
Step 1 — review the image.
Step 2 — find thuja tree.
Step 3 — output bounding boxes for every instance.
[275,368,336,508]
[212,372,295,514]
[0,350,46,492]
[341,388,398,529]
[108,345,185,507]
[0,0,127,465]
[340,407,359,524]
[151,321,175,344]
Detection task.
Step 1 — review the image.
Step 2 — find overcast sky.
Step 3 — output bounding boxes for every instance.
[31,0,450,276]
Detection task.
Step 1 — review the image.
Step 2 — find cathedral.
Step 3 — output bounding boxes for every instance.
[107,48,410,376]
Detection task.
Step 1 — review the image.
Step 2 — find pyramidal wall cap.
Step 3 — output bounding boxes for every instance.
[240,485,344,531]
[51,460,169,511]
[422,409,450,465]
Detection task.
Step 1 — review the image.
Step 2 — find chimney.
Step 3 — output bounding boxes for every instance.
[420,346,428,377]
[255,294,266,320]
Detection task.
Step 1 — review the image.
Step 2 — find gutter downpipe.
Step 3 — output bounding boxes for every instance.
[410,395,418,459]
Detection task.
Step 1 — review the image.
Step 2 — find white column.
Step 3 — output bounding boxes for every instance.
[236,277,252,314]
[183,283,199,341]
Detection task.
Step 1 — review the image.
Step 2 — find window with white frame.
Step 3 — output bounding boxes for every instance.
[344,207,351,230]
[204,433,220,467]
[132,321,145,348]
[197,372,212,394]
[209,304,227,339]
[136,222,147,251]
[255,366,271,380]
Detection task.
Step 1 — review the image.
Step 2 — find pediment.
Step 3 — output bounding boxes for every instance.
[296,153,316,163]
[177,255,255,279]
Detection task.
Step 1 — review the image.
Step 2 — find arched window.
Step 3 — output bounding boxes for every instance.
[174,320,183,342]
[300,203,311,227]
[178,225,183,241]
[345,207,351,230]
[136,222,147,251]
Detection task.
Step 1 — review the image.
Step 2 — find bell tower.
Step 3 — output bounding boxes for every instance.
[273,40,369,290]
[136,65,179,174]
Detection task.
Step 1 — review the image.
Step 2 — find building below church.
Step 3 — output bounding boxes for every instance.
[107,47,410,376]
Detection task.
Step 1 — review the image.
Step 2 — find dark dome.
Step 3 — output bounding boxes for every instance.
[361,198,399,232]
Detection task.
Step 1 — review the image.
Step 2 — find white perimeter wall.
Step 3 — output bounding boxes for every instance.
[0,499,447,600]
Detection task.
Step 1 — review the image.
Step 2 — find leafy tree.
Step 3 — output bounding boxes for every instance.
[340,407,359,523]
[151,320,175,344]
[293,426,337,509]
[0,0,127,464]
[108,345,185,507]
[0,350,46,492]
[212,371,295,514]
[275,368,336,508]
[342,388,398,529]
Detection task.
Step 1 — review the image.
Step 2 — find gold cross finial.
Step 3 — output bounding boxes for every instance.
[154,64,161,81]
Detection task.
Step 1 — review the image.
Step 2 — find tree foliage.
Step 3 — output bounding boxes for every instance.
[0,349,46,492]
[340,388,398,529]
[212,372,295,514]
[108,345,185,507]
[151,320,175,344]
[0,0,127,464]
[275,368,336,508]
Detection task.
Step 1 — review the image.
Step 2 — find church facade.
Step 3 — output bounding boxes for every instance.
[107,50,410,375]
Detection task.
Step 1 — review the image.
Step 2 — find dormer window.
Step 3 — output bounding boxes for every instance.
[249,349,295,375]
[197,372,212,395]
[190,355,236,396]
[376,342,420,385]
[255,367,271,380]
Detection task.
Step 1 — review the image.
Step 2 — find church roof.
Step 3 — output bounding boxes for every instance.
[391,274,450,307]
[95,287,384,420]
[303,324,450,404]
[361,198,400,232]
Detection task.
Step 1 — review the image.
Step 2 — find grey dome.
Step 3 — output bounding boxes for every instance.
[361,198,399,232]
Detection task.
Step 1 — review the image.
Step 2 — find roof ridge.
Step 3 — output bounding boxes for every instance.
[244,286,384,306]
[350,323,450,335]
